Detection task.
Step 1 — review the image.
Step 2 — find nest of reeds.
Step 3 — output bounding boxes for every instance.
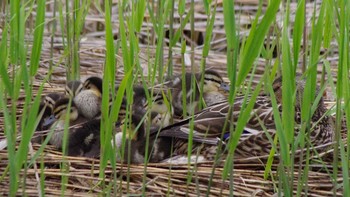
[0,0,346,196]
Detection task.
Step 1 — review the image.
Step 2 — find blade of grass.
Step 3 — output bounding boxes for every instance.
[236,0,281,87]
[0,80,18,196]
[292,0,305,67]
[29,0,45,76]
[222,0,238,103]
[99,0,116,184]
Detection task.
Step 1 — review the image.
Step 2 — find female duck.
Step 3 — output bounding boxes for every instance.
[159,74,334,160]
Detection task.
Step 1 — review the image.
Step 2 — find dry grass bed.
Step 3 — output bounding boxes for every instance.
[0,0,345,196]
[0,145,344,196]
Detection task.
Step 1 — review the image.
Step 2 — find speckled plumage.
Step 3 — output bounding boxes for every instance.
[160,73,334,161]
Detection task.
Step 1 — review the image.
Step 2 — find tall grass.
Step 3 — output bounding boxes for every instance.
[334,0,350,195]
[0,0,349,195]
[1,1,47,195]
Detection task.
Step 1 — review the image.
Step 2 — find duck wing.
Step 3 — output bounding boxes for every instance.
[158,96,279,144]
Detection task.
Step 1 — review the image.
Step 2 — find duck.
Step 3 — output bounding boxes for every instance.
[168,69,229,117]
[41,97,102,157]
[65,80,83,98]
[148,92,174,128]
[65,118,102,158]
[37,80,85,131]
[74,76,103,119]
[32,80,86,143]
[157,73,334,160]
[31,93,64,143]
[113,109,219,164]
[116,86,149,121]
[36,93,62,130]
[112,110,173,164]
[45,97,89,149]
[112,90,174,150]
[116,86,174,127]
[54,86,174,158]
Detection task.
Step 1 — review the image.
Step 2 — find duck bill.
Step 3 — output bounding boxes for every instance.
[220,82,230,92]
[42,115,57,128]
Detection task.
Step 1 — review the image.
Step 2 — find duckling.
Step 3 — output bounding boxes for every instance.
[116,86,173,128]
[113,111,173,164]
[159,73,334,160]
[37,80,84,131]
[36,93,62,129]
[62,87,173,158]
[74,76,103,119]
[113,110,219,164]
[132,88,174,127]
[65,80,83,98]
[116,86,149,121]
[65,118,102,158]
[32,80,86,143]
[169,69,229,117]
[30,93,63,143]
[46,98,88,149]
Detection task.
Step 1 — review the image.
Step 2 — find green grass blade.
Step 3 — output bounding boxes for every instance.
[292,0,305,66]
[133,0,146,33]
[29,0,46,76]
[9,0,19,64]
[99,0,116,180]
[236,0,281,87]
[0,82,18,195]
[223,0,237,100]
[0,26,13,98]
[281,0,293,160]
[223,75,263,179]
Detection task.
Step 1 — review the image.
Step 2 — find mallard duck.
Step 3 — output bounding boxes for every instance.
[116,86,149,121]
[113,110,173,164]
[53,87,174,158]
[30,93,64,143]
[158,74,334,160]
[74,76,103,119]
[32,80,86,143]
[65,80,83,97]
[40,96,102,157]
[45,98,89,149]
[112,109,221,164]
[36,93,62,130]
[168,69,229,116]
[36,80,86,131]
[117,86,174,127]
[148,92,174,128]
[65,118,102,158]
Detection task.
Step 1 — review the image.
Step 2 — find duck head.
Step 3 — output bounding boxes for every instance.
[43,98,79,128]
[65,80,83,97]
[82,76,103,97]
[200,69,230,93]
